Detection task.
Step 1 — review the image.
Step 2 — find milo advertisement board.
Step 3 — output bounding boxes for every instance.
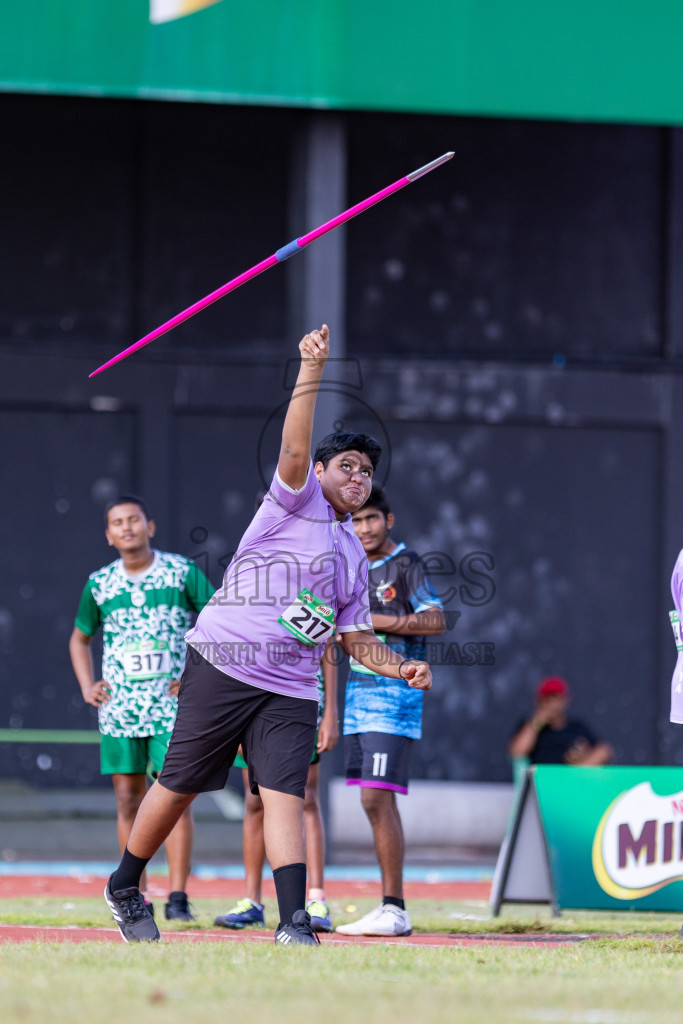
[493,766,683,913]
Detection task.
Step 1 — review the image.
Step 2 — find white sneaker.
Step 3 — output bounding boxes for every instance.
[335,903,412,936]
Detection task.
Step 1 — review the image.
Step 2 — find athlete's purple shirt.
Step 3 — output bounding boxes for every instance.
[185,463,372,700]
[670,549,683,723]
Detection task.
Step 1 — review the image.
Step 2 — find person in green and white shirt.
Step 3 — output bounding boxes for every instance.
[69,494,211,923]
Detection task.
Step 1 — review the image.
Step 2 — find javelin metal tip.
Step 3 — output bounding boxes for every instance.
[407,151,455,182]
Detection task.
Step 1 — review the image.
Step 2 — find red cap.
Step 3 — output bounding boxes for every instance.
[537,676,569,700]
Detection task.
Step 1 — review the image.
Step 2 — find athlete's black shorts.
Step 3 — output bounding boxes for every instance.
[159,650,318,799]
[344,731,413,794]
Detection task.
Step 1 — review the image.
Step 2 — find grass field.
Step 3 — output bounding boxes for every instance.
[2,893,683,1024]
[5,938,683,1024]
[1,892,682,935]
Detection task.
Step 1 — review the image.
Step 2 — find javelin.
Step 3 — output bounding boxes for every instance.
[89,151,454,377]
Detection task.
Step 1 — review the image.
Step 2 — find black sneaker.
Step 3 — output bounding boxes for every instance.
[165,891,195,922]
[144,900,155,919]
[104,876,161,943]
[274,909,320,946]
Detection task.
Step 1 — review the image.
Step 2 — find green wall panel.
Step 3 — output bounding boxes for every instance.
[1,1,683,124]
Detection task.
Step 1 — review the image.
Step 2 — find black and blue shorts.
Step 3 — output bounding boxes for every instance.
[344,731,413,795]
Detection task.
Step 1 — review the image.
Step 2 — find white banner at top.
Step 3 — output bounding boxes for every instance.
[150,0,224,24]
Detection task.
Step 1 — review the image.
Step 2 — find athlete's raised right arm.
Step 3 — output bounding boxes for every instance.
[277,325,329,491]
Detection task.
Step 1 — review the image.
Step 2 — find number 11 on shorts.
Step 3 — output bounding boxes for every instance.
[372,752,388,777]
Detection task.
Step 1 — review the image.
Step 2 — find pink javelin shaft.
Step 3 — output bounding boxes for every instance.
[89,151,454,377]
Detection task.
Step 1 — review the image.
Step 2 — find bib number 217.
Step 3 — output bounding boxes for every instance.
[278,589,336,647]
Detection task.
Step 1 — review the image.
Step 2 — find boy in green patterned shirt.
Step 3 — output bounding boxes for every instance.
[69,494,211,921]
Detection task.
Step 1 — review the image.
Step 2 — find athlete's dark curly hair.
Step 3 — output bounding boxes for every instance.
[313,432,382,470]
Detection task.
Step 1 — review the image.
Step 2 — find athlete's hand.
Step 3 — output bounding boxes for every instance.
[84,679,111,707]
[401,661,432,691]
[168,679,181,697]
[299,324,329,369]
[317,706,340,753]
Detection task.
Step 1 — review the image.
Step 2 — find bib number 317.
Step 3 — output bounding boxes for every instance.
[123,640,171,680]
[278,590,335,647]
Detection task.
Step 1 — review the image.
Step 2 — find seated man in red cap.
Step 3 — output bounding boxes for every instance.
[508,676,613,766]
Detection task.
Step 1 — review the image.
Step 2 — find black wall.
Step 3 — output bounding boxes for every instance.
[1,93,683,787]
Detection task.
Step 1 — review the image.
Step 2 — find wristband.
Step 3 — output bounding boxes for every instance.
[398,660,410,680]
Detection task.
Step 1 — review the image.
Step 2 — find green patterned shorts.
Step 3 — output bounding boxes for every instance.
[100,731,173,776]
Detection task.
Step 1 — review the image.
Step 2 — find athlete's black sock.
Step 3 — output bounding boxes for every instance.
[109,847,150,893]
[382,896,406,910]
[273,862,307,924]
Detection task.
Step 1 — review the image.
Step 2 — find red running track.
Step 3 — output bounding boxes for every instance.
[0,874,492,902]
